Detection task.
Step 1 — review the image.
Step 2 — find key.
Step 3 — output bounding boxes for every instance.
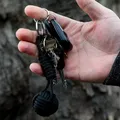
[43,36,67,87]
[58,70,67,88]
[42,36,60,84]
[43,36,57,52]
[42,35,59,68]
[44,19,73,51]
[52,43,67,88]
[50,51,59,85]
[52,42,67,87]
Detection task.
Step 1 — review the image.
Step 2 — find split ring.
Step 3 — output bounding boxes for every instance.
[43,8,50,20]
[33,8,50,22]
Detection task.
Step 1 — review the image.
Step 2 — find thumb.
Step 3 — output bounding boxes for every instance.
[76,0,113,20]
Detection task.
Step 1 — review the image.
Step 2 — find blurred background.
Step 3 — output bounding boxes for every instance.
[0,0,120,120]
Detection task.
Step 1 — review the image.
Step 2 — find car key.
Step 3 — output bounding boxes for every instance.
[44,19,73,51]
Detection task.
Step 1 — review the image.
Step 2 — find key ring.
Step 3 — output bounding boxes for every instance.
[44,8,50,21]
[34,8,50,23]
[34,19,46,35]
[33,8,50,35]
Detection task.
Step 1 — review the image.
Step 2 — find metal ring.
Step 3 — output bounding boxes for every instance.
[43,36,47,48]
[43,8,50,20]
[33,8,50,22]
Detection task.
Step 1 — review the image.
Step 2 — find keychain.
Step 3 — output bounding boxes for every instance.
[32,10,73,117]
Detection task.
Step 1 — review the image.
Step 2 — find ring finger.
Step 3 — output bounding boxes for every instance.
[16,28,37,43]
[18,41,38,56]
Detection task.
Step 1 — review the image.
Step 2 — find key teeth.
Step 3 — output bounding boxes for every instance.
[58,70,67,89]
[53,79,57,85]
[63,79,68,89]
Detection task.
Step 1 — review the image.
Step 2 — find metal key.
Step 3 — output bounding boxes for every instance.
[43,35,67,88]
[43,36,60,85]
[58,70,67,88]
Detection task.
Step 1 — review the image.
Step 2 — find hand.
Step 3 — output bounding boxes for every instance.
[16,0,120,83]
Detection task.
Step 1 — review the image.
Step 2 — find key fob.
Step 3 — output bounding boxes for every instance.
[44,19,73,51]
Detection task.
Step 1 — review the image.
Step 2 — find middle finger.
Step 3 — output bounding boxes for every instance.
[18,41,38,56]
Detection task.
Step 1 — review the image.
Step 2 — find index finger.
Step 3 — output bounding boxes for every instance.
[25,5,73,28]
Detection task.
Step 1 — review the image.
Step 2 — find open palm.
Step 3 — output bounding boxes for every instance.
[16,0,120,83]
